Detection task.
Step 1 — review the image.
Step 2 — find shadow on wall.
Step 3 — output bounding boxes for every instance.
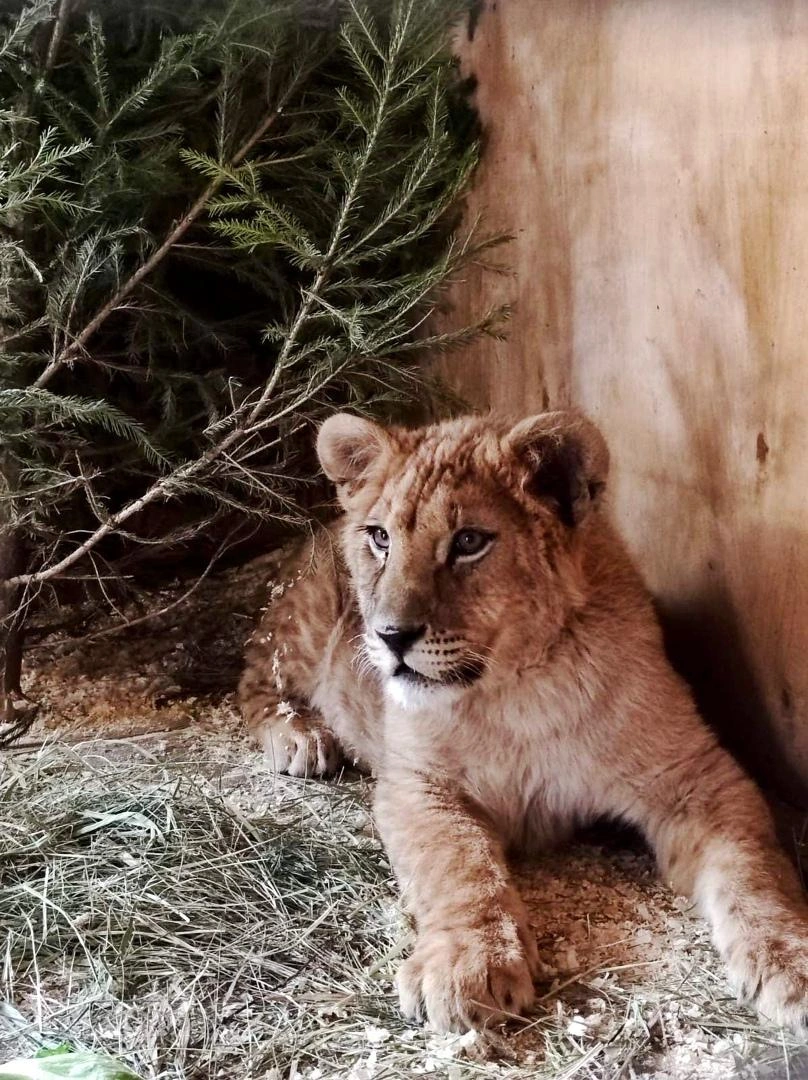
[658,581,808,810]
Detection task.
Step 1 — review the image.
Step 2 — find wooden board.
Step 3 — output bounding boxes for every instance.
[437,0,808,803]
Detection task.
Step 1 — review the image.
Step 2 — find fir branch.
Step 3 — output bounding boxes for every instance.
[1,0,506,635]
[0,0,52,65]
[32,55,316,391]
[0,388,168,468]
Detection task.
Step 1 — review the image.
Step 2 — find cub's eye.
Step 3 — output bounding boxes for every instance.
[367,526,390,552]
[450,528,494,563]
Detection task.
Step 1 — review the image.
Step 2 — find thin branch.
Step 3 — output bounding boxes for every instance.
[33,70,306,391]
[43,522,257,651]
[3,724,192,752]
[44,0,72,75]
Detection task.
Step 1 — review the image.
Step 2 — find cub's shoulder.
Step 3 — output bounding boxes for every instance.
[579,518,663,652]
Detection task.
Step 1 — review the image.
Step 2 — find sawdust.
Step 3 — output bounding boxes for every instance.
[18,552,279,741]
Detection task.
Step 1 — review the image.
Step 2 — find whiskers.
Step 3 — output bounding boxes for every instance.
[346,626,496,691]
[464,646,496,673]
[349,633,382,681]
[410,641,494,687]
[443,645,495,686]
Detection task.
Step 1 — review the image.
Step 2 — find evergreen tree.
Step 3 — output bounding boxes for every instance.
[0,0,504,735]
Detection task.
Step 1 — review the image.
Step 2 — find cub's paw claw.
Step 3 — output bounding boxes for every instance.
[257,720,342,778]
[396,918,537,1032]
[724,919,808,1033]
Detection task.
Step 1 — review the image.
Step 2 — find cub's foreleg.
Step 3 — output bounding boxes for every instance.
[238,538,344,778]
[623,699,808,1031]
[375,770,539,1032]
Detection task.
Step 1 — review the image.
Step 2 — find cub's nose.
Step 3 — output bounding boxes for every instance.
[376,624,425,660]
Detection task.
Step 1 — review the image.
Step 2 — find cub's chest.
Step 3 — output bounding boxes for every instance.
[414,684,598,840]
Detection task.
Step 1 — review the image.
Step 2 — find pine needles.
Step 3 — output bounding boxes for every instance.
[0,0,505,725]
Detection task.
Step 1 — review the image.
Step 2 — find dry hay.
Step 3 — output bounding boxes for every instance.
[0,745,399,1079]
[0,739,806,1080]
[4,558,808,1079]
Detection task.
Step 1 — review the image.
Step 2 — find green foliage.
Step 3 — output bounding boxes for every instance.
[0,0,504,634]
[0,1049,141,1080]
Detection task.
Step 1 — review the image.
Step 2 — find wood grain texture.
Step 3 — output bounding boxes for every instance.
[437,0,808,802]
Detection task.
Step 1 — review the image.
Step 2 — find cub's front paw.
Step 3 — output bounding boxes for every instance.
[396,917,538,1032]
[256,714,341,778]
[724,916,808,1032]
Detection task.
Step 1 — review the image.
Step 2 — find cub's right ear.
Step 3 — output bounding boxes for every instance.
[505,410,609,527]
[316,412,390,495]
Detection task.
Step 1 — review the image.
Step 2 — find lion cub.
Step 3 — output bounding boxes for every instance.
[240,410,808,1033]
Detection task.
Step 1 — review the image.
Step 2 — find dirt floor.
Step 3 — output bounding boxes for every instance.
[6,555,808,1080]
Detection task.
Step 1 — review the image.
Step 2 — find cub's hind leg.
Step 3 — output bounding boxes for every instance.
[238,533,346,778]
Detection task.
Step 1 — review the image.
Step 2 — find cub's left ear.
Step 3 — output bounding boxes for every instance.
[505,410,610,526]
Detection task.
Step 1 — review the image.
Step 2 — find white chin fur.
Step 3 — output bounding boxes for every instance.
[384,676,466,712]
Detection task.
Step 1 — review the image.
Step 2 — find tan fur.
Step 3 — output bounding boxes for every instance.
[239,411,808,1033]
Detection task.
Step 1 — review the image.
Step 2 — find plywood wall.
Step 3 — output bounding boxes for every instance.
[438,0,808,803]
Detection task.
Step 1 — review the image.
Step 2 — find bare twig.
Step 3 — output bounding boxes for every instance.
[0,696,39,747]
[3,724,191,752]
[48,522,257,650]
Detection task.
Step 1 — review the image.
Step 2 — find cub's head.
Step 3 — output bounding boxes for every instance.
[317,410,609,710]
